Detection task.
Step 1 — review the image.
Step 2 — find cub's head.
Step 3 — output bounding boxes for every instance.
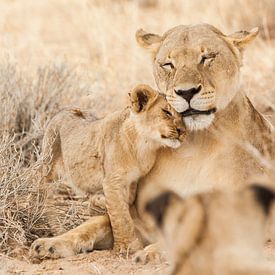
[129,84,185,149]
[145,185,275,272]
[136,24,259,131]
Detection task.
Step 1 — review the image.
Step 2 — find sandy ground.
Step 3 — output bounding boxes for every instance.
[0,250,168,275]
[0,241,275,275]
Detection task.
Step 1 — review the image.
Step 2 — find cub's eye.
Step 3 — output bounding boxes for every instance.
[162,108,173,117]
[200,52,217,65]
[160,62,174,70]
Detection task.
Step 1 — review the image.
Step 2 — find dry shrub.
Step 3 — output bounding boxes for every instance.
[45,182,106,236]
[0,132,47,256]
[0,62,104,256]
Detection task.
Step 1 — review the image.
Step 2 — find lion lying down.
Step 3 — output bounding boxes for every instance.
[145,184,275,275]
[30,84,185,258]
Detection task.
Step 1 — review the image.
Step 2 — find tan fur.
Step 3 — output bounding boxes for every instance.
[134,23,274,198]
[145,186,275,275]
[132,24,274,262]
[30,84,185,260]
[136,24,260,130]
[30,216,113,261]
[30,24,274,262]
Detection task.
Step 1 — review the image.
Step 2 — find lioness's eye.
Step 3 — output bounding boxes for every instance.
[161,62,174,70]
[200,52,217,65]
[162,108,173,117]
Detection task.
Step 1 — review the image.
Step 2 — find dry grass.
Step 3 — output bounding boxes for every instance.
[0,0,274,260]
[0,64,90,256]
[0,63,107,256]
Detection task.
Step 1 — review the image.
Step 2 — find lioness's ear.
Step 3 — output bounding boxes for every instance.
[129,84,158,113]
[227,27,259,51]
[136,29,162,53]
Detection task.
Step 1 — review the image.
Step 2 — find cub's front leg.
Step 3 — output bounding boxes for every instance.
[103,173,142,254]
[30,215,113,261]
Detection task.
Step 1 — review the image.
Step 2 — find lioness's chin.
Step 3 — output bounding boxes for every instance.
[162,139,181,149]
[184,114,215,131]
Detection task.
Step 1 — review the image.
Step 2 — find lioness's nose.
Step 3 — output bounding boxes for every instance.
[175,85,202,103]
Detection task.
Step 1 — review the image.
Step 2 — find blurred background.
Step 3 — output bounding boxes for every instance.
[0,0,275,116]
[0,0,274,265]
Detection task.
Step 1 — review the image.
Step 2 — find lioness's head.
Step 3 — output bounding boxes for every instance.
[136,24,259,131]
[129,84,185,149]
[145,185,275,273]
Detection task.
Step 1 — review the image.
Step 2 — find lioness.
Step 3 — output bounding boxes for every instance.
[135,24,274,193]
[133,23,274,261]
[30,24,274,262]
[145,185,275,275]
[31,84,185,257]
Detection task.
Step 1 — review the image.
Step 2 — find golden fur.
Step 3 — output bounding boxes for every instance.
[133,24,274,262]
[30,84,185,259]
[135,23,274,198]
[136,24,259,131]
[30,216,113,261]
[145,185,275,275]
[30,24,274,263]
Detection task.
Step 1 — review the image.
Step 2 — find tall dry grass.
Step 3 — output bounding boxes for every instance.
[0,64,92,256]
[0,0,274,257]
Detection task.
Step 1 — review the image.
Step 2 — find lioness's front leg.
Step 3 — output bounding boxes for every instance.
[30,215,113,261]
[103,175,142,254]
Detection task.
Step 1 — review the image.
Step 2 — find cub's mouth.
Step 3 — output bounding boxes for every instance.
[181,108,216,117]
[160,136,182,149]
[161,132,186,143]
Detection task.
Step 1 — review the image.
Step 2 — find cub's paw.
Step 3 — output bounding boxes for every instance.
[133,244,163,264]
[29,237,75,262]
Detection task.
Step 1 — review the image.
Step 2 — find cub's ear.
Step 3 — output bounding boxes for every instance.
[129,84,158,113]
[227,27,259,51]
[136,29,162,53]
[250,184,275,215]
[145,191,173,227]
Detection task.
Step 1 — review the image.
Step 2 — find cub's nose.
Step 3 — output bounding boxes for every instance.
[176,127,186,140]
[177,128,183,135]
[175,85,202,103]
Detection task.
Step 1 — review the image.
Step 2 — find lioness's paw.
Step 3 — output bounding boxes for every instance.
[29,237,75,261]
[113,238,143,255]
[133,244,163,264]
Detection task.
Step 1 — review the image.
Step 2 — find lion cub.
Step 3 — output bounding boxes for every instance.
[41,84,185,253]
[145,185,275,275]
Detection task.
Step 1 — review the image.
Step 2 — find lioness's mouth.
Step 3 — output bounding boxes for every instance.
[181,108,216,117]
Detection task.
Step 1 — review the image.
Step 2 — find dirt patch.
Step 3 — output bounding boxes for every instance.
[0,250,168,275]
[2,241,275,275]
